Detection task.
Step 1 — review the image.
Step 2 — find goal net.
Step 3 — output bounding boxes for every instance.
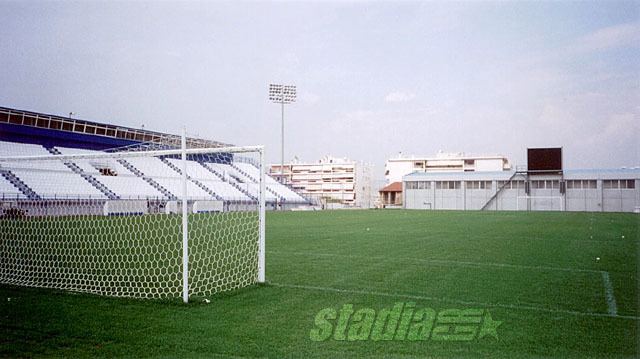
[0,144,265,302]
[517,196,564,211]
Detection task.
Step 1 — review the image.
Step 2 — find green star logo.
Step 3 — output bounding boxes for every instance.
[478,311,501,339]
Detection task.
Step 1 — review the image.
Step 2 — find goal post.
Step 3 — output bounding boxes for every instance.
[0,144,266,302]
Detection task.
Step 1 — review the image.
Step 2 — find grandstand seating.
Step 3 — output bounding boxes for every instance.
[0,175,25,199]
[0,142,105,199]
[56,147,165,199]
[165,158,249,201]
[233,162,306,202]
[124,157,213,199]
[0,140,308,204]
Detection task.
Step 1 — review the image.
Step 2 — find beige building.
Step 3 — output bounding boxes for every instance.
[270,155,357,206]
[384,151,511,184]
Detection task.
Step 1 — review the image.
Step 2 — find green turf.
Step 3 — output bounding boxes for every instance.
[1,210,638,358]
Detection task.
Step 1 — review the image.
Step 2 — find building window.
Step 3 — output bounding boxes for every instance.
[417,181,431,189]
[532,180,545,189]
[49,119,62,130]
[498,180,523,189]
[568,180,598,189]
[531,180,559,189]
[9,114,23,125]
[466,181,489,189]
[23,116,36,126]
[621,179,635,189]
[603,179,635,189]
[436,181,460,190]
[37,117,49,127]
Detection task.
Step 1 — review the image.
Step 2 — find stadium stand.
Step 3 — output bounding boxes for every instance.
[0,175,25,199]
[203,162,278,202]
[232,162,306,202]
[164,158,250,201]
[123,156,213,200]
[0,141,106,199]
[55,147,165,199]
[0,104,310,207]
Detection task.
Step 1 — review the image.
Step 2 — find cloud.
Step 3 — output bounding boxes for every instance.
[570,21,640,54]
[299,91,320,105]
[384,91,415,103]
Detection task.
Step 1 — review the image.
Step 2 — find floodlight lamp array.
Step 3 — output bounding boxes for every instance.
[269,84,296,104]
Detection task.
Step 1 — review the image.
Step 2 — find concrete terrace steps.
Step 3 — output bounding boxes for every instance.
[116,159,178,201]
[0,169,41,200]
[46,147,119,200]
[230,163,284,202]
[158,157,223,201]
[199,161,258,201]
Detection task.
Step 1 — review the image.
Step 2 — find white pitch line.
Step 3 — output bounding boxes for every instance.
[601,271,618,316]
[268,250,601,274]
[270,282,639,320]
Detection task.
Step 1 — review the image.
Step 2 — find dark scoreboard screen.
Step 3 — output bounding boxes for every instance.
[527,148,562,173]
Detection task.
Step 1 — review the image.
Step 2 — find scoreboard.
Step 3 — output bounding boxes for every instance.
[527,147,562,174]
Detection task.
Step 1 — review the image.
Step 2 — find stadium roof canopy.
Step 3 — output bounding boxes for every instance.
[0,106,230,151]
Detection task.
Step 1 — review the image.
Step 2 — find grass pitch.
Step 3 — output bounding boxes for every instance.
[1,210,638,358]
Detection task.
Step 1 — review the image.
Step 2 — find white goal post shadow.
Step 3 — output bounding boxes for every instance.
[0,133,266,303]
[517,196,564,211]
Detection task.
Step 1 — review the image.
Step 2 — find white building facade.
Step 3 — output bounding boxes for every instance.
[403,168,640,213]
[270,156,361,206]
[385,152,511,184]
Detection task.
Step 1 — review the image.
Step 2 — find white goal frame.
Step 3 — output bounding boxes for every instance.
[0,140,266,303]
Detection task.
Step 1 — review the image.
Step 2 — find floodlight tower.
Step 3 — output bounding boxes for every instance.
[269,84,296,184]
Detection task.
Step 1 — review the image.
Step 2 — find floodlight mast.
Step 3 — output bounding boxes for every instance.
[269,84,296,186]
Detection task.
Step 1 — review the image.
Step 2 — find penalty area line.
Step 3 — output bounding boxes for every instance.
[269,282,639,320]
[268,250,602,274]
[601,271,618,316]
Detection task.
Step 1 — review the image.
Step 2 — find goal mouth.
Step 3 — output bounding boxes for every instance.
[516,196,564,211]
[0,145,266,301]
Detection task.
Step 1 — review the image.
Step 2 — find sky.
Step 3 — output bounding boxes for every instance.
[0,1,638,178]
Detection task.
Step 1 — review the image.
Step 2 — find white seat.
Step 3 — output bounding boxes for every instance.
[56,147,165,199]
[0,142,105,199]
[0,175,26,199]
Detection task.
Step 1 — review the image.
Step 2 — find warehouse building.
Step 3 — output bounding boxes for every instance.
[403,168,639,213]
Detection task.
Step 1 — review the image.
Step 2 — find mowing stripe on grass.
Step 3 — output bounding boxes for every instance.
[269,282,639,320]
[601,271,618,316]
[268,250,602,273]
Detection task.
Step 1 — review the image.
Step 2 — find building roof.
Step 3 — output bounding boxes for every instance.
[403,168,640,181]
[387,151,508,162]
[0,106,230,149]
[380,182,403,192]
